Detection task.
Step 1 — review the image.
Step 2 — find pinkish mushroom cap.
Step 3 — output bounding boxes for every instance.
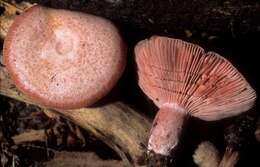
[3,5,126,110]
[135,36,256,156]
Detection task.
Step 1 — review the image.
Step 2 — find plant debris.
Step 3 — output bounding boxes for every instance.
[0,97,121,167]
[193,141,220,167]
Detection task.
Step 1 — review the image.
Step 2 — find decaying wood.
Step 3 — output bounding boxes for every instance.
[0,1,151,166]
[12,129,47,144]
[0,0,33,38]
[46,151,124,167]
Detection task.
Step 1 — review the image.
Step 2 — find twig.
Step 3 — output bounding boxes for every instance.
[219,148,239,167]
[12,129,46,144]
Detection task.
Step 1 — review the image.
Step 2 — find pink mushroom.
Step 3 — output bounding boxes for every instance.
[135,36,256,157]
[3,5,126,109]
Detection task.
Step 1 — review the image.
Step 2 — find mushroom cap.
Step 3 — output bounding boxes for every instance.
[135,36,256,121]
[3,5,126,109]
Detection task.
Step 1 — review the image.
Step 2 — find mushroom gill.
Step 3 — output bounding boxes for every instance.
[135,36,256,157]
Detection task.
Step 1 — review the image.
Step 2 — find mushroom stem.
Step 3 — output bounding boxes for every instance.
[148,106,187,156]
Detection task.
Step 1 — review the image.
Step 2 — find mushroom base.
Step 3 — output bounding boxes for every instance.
[147,150,172,167]
[148,106,187,156]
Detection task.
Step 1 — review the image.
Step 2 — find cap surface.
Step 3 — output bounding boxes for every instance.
[3,5,126,109]
[135,36,256,120]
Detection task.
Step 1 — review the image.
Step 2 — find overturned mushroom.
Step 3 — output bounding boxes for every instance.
[3,5,126,110]
[135,36,256,162]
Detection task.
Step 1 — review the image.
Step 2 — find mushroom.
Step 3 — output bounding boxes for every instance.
[135,36,256,159]
[3,5,126,109]
[193,141,221,167]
